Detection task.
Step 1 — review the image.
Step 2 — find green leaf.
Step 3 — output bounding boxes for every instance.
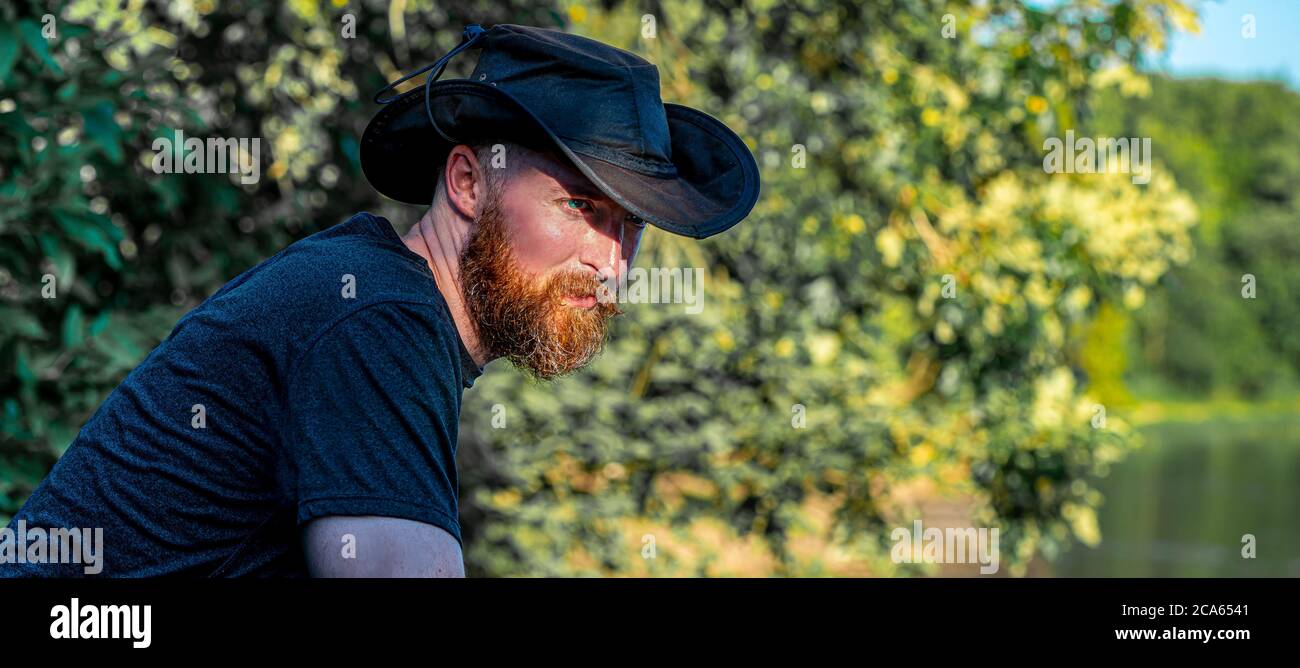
[14,344,34,384]
[0,307,46,339]
[82,101,123,164]
[56,79,78,102]
[19,20,63,76]
[88,309,111,337]
[49,244,75,285]
[0,26,19,85]
[62,303,85,348]
[60,24,91,40]
[51,209,123,270]
[339,135,360,173]
[100,329,144,369]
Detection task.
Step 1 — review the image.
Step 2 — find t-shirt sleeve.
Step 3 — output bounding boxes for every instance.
[282,301,464,547]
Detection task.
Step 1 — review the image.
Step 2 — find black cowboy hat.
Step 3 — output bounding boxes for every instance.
[360,23,760,239]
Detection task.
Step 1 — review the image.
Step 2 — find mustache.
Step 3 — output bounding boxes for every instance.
[545,271,601,297]
[545,271,622,312]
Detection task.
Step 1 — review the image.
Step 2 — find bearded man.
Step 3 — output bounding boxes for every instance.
[1,23,758,577]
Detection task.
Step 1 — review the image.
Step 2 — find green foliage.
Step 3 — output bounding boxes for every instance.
[461,0,1197,574]
[0,0,1202,576]
[1092,77,1300,397]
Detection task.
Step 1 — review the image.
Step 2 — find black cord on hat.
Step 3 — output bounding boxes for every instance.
[372,23,488,106]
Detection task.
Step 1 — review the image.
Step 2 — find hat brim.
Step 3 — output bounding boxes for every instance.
[360,80,760,239]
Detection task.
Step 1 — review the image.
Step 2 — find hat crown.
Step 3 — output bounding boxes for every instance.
[469,24,675,177]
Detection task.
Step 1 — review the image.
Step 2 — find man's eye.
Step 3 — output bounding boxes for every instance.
[563,199,591,212]
[626,214,647,229]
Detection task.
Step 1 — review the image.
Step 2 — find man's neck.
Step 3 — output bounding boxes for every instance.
[400,206,491,370]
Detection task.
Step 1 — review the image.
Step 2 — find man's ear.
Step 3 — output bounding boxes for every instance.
[442,144,486,220]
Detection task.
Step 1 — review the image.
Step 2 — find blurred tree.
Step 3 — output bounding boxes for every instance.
[1092,77,1300,398]
[459,0,1197,575]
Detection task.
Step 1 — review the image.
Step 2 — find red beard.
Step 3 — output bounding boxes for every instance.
[458,193,623,380]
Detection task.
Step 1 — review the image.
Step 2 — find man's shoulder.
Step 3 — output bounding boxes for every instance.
[265,214,476,388]
[263,212,428,290]
[207,212,443,316]
[295,299,464,379]
[167,212,463,378]
[297,211,394,248]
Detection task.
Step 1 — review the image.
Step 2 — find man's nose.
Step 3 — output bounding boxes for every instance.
[580,211,629,282]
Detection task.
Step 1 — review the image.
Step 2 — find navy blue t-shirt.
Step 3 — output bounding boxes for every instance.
[1,212,483,576]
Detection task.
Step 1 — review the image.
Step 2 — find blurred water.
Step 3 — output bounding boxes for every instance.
[1055,415,1300,577]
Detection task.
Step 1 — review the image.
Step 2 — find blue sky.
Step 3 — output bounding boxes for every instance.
[1154,0,1300,87]
[1025,0,1300,89]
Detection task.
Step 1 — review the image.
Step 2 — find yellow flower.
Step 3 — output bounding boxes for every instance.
[809,91,832,113]
[898,184,917,207]
[807,333,840,366]
[982,306,1003,336]
[935,320,956,344]
[1063,502,1101,547]
[882,68,898,85]
[774,338,795,358]
[714,330,734,351]
[921,108,941,127]
[1026,95,1048,114]
[838,213,866,234]
[1066,285,1093,312]
[492,489,522,509]
[568,5,587,23]
[289,0,318,20]
[1123,284,1146,309]
[875,227,903,267]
